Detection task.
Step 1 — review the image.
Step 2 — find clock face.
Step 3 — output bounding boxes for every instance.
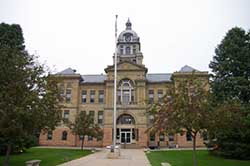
[125,36,131,42]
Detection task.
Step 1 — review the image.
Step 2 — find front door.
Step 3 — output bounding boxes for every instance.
[121,131,131,144]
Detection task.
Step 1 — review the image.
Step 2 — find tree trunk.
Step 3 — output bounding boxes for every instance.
[3,144,11,166]
[81,138,84,150]
[192,134,198,166]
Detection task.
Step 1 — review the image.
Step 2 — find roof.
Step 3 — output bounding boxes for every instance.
[179,65,199,72]
[81,75,107,83]
[146,73,172,83]
[56,68,77,75]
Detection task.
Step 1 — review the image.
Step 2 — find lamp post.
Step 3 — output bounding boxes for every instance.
[111,14,118,153]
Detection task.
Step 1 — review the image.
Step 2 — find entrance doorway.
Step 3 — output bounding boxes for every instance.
[120,129,131,144]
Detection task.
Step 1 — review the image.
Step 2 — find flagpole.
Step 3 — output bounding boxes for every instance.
[112,14,118,153]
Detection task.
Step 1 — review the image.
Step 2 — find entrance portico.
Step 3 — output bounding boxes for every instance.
[116,114,137,145]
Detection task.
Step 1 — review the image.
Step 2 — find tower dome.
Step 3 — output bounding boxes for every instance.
[118,18,140,43]
[115,18,143,65]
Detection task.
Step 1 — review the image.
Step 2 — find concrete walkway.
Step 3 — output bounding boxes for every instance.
[58,149,151,166]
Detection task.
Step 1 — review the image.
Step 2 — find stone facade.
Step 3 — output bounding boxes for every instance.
[39,19,209,148]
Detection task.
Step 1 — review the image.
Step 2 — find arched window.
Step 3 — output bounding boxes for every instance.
[125,46,131,54]
[117,114,135,124]
[62,131,67,140]
[118,79,134,104]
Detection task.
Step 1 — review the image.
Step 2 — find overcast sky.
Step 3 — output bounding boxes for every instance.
[0,0,250,74]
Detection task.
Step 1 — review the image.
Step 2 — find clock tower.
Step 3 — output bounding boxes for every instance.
[114,18,144,65]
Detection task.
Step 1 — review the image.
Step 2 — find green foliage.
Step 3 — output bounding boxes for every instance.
[147,73,212,166]
[209,27,250,103]
[148,74,211,136]
[67,111,103,149]
[0,23,61,165]
[209,27,250,160]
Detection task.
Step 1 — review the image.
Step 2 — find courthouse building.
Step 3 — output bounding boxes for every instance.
[39,19,209,148]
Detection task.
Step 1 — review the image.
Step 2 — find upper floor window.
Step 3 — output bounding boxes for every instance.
[98,111,103,125]
[157,89,163,101]
[59,84,64,102]
[98,90,104,103]
[133,45,136,54]
[118,79,134,104]
[89,111,95,125]
[125,46,131,54]
[149,115,154,126]
[63,110,70,122]
[82,90,87,103]
[120,45,124,55]
[65,89,71,103]
[148,90,154,103]
[90,90,95,103]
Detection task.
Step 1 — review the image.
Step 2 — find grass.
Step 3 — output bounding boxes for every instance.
[146,150,250,166]
[0,147,92,166]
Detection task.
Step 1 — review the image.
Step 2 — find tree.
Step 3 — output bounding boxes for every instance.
[209,27,250,159]
[67,111,103,150]
[148,73,211,166]
[0,23,61,166]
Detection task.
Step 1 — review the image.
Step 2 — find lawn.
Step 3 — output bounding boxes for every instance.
[0,148,92,166]
[146,150,250,166]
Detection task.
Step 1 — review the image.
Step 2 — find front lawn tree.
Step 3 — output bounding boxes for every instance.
[67,111,103,150]
[0,23,61,166]
[148,73,211,166]
[209,27,250,159]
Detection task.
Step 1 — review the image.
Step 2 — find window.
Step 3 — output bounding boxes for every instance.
[150,132,155,141]
[98,90,104,103]
[90,90,95,103]
[186,131,192,141]
[62,131,67,140]
[120,45,124,55]
[59,84,64,102]
[82,111,86,116]
[89,111,95,125]
[148,90,154,103]
[98,111,103,125]
[82,90,87,103]
[65,89,71,103]
[157,89,163,101]
[88,135,93,141]
[125,46,131,54]
[149,115,154,126]
[202,132,208,141]
[63,110,70,121]
[159,132,165,141]
[117,114,135,124]
[168,134,174,141]
[133,45,136,54]
[118,79,134,104]
[47,131,53,140]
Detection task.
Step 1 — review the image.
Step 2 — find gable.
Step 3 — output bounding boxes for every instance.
[105,61,147,73]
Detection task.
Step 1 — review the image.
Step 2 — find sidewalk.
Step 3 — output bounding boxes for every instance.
[58,149,151,166]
